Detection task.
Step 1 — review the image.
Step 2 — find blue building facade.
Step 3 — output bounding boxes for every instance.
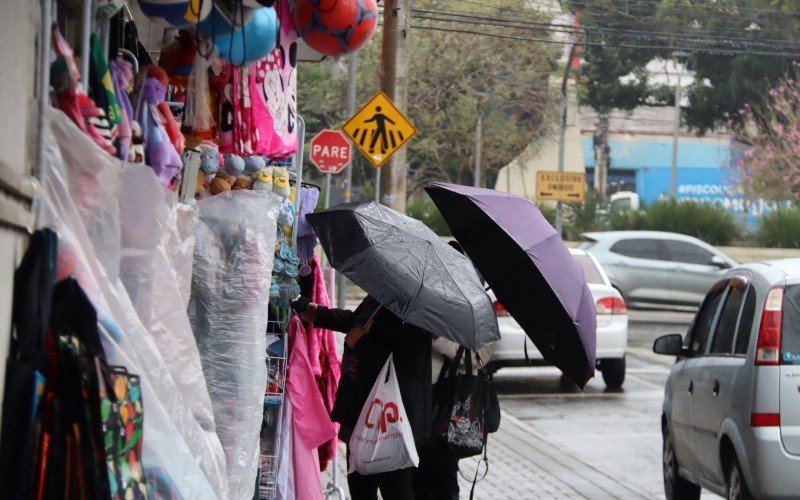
[581,135,781,227]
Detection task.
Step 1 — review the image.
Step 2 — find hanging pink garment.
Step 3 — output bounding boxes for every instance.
[308,256,342,470]
[287,316,337,500]
[250,0,298,159]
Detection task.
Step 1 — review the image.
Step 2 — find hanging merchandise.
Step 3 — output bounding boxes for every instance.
[198,0,256,37]
[138,65,185,185]
[109,57,135,161]
[0,229,56,498]
[188,190,282,499]
[295,186,320,260]
[96,0,126,17]
[158,29,197,86]
[286,317,337,500]
[214,6,280,66]
[138,0,213,28]
[50,25,116,155]
[183,50,219,143]
[39,107,229,498]
[295,0,378,56]
[257,0,299,158]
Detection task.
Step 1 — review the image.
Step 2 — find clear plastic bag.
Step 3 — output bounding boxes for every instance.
[188,189,282,499]
[39,107,228,499]
[348,354,420,475]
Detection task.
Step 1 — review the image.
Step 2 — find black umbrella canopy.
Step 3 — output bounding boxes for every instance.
[307,201,500,351]
[425,182,596,387]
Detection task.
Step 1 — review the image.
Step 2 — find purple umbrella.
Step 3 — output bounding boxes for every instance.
[424,182,596,387]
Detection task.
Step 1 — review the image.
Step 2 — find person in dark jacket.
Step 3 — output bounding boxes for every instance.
[294,296,432,500]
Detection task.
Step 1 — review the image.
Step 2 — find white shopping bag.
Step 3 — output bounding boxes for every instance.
[348,354,420,475]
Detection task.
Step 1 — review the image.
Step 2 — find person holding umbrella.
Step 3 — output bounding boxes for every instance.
[293,296,432,500]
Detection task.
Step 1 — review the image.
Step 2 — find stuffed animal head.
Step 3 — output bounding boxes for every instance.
[142,65,169,105]
[223,154,245,176]
[232,177,253,190]
[252,167,273,190]
[209,171,235,194]
[272,167,290,197]
[243,156,267,176]
[198,142,220,175]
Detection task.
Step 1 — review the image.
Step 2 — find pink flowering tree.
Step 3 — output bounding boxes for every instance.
[734,65,800,201]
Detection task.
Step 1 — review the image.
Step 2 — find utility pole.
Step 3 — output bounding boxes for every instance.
[336,53,358,310]
[378,0,411,211]
[670,51,687,198]
[555,43,578,236]
[473,111,483,187]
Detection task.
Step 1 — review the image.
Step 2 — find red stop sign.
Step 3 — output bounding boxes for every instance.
[310,129,351,174]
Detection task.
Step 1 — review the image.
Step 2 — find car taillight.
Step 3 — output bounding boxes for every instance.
[755,286,784,366]
[493,301,509,317]
[751,413,780,427]
[596,296,627,315]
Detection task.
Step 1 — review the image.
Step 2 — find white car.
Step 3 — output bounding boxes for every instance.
[487,248,628,388]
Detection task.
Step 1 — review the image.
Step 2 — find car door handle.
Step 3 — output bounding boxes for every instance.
[688,381,694,394]
[713,380,720,397]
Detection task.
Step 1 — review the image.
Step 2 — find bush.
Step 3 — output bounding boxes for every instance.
[406,194,451,236]
[609,209,648,230]
[756,207,800,248]
[640,199,739,246]
[564,190,609,239]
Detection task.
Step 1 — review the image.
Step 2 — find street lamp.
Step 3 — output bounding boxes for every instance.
[669,51,688,198]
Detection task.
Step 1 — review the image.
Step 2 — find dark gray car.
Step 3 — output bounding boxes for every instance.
[654,259,800,499]
[579,231,738,309]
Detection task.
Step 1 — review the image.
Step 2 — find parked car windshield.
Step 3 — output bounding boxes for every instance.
[782,285,800,365]
[573,254,605,285]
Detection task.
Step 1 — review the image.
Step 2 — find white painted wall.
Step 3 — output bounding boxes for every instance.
[0,0,39,413]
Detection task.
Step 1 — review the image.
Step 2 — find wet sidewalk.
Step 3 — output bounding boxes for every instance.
[321,410,650,499]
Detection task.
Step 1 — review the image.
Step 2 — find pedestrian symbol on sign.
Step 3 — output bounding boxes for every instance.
[342,91,417,168]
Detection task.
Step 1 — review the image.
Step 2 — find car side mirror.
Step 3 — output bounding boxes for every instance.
[653,334,684,356]
[710,255,730,269]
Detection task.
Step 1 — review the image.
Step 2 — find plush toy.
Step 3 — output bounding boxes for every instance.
[272,167,290,197]
[243,156,267,176]
[224,154,245,177]
[140,65,183,184]
[252,167,273,190]
[233,178,254,190]
[195,171,206,196]
[198,142,220,175]
[210,171,236,194]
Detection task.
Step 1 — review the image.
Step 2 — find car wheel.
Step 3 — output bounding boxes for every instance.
[601,356,626,389]
[663,425,700,500]
[727,455,753,500]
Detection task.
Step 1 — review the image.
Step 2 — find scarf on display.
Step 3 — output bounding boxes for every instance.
[109,58,134,161]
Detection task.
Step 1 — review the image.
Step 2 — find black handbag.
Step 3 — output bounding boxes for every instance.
[431,347,498,459]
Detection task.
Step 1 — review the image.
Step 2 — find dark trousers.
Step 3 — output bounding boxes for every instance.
[347,467,415,500]
[412,458,459,500]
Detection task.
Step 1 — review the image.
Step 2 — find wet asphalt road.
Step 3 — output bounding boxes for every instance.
[492,310,725,499]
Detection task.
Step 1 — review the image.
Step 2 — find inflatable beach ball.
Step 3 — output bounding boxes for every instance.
[138,0,212,28]
[214,7,280,66]
[198,0,256,37]
[296,0,378,56]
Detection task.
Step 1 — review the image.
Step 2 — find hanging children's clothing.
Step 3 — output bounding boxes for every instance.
[286,316,337,500]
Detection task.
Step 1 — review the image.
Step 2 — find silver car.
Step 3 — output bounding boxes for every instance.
[579,231,738,309]
[654,259,800,499]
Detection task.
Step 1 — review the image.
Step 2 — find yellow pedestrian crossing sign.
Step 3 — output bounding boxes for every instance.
[342,91,417,168]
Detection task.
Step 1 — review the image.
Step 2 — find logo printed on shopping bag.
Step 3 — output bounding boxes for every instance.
[365,398,401,433]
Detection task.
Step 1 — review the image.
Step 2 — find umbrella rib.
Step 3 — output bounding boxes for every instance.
[404,241,433,322]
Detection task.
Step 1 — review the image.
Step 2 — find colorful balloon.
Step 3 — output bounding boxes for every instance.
[138,0,212,28]
[197,0,256,37]
[295,0,378,56]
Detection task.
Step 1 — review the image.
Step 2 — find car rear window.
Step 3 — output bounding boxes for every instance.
[781,285,800,365]
[573,254,605,285]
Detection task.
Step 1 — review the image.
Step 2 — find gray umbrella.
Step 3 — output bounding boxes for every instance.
[307,201,500,351]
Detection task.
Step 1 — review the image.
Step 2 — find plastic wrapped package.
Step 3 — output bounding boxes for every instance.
[118,167,217,433]
[168,199,198,308]
[188,190,281,499]
[38,107,228,499]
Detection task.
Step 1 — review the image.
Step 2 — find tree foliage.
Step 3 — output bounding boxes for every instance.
[298,0,559,191]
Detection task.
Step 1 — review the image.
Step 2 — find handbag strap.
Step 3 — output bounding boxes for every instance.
[468,434,490,500]
[447,346,474,378]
